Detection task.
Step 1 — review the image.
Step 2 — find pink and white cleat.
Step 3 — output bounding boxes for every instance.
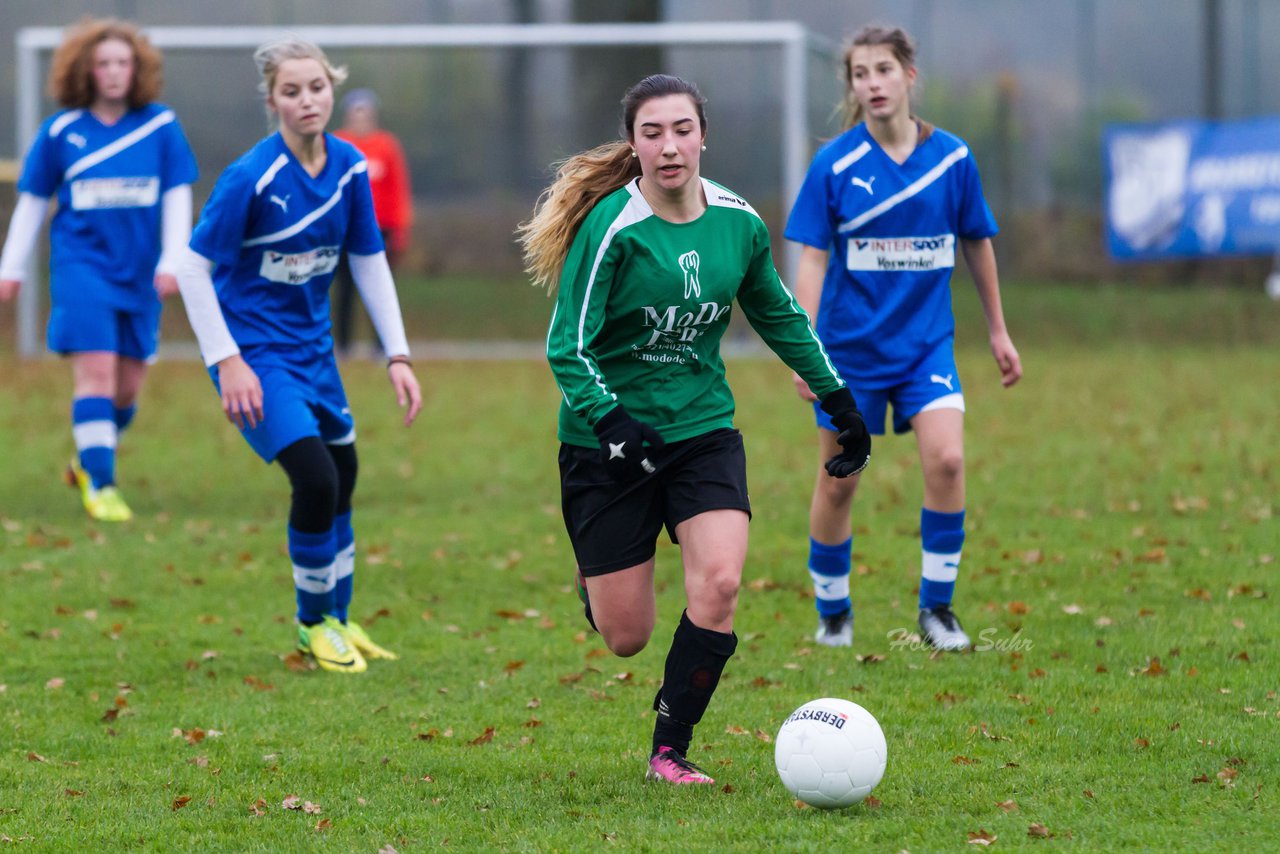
[645,746,716,785]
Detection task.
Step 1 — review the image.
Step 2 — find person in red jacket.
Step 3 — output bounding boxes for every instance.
[332,88,413,357]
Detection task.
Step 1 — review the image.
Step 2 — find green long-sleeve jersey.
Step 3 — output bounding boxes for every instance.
[546,177,847,448]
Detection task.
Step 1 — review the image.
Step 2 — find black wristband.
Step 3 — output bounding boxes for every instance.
[387,355,412,369]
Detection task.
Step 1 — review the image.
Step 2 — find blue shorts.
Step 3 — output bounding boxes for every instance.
[211,351,355,463]
[46,270,161,360]
[815,345,965,436]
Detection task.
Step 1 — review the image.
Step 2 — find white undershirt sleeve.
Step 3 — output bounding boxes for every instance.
[348,251,411,358]
[176,250,241,367]
[0,193,51,281]
[155,185,193,277]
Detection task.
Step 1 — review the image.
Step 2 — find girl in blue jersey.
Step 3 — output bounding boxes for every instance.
[786,26,1023,651]
[0,18,198,522]
[176,38,422,674]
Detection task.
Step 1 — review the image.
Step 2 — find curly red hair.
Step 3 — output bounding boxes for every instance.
[48,17,163,109]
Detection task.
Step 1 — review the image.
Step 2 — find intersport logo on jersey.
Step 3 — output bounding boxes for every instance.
[846,234,955,272]
[259,246,341,285]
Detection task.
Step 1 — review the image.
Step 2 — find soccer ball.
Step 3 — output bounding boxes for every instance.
[774,698,886,808]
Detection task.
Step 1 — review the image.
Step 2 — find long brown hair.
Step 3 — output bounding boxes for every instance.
[48,17,163,110]
[519,74,708,293]
[840,25,933,140]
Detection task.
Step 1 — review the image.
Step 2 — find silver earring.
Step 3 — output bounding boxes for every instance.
[631,150,638,158]
[701,144,707,151]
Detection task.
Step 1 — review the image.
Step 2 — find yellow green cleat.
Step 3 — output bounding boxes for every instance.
[343,619,398,660]
[65,461,133,522]
[297,616,367,673]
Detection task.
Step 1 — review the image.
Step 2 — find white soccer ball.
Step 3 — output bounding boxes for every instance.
[774,697,887,808]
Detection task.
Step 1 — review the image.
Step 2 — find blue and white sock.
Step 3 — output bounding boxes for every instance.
[809,537,853,617]
[289,525,337,625]
[332,512,355,624]
[920,508,965,610]
[114,404,137,435]
[71,397,117,489]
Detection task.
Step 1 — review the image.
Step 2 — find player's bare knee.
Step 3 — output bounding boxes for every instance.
[928,450,964,485]
[602,627,651,658]
[818,471,859,505]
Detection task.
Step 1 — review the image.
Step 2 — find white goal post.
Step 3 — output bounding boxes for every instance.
[14,22,836,358]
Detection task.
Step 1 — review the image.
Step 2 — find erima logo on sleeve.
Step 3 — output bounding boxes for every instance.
[678,250,701,299]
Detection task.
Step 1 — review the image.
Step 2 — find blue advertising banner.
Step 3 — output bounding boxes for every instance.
[1105,117,1280,260]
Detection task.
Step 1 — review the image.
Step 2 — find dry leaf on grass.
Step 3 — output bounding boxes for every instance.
[967,828,997,845]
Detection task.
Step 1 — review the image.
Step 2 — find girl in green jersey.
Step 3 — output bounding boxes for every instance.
[520,75,871,786]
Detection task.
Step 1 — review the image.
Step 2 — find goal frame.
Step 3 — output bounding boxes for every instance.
[14,22,836,358]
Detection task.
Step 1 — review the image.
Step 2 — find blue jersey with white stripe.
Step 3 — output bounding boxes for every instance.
[18,103,198,308]
[190,133,383,357]
[785,123,997,386]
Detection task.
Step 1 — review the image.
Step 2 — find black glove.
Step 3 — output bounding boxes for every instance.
[819,387,871,478]
[592,405,666,482]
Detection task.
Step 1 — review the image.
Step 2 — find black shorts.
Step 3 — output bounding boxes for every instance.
[559,428,752,577]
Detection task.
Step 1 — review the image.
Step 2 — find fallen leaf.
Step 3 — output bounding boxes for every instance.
[1007,601,1030,615]
[64,789,84,797]
[282,795,302,810]
[754,729,772,743]
[967,828,998,845]
[996,799,1019,812]
[1028,822,1052,838]
[303,801,322,815]
[1061,604,1083,615]
[282,651,311,672]
[468,726,495,746]
[523,718,543,728]
[1192,774,1211,784]
[1139,657,1166,676]
[46,678,65,690]
[27,752,45,762]
[1083,789,1094,798]
[1134,737,1150,749]
[315,818,332,831]
[856,653,886,664]
[725,725,749,736]
[864,795,882,809]
[172,795,193,811]
[953,755,978,765]
[504,660,525,673]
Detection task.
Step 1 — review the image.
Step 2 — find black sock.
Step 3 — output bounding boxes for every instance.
[651,610,738,757]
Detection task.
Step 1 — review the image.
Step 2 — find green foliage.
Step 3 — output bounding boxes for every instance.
[1049,95,1149,210]
[2,283,1278,849]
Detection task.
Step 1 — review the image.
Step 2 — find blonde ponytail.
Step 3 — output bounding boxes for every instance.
[518,141,640,294]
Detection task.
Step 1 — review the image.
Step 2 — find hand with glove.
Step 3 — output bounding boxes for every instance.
[819,387,871,478]
[592,405,666,482]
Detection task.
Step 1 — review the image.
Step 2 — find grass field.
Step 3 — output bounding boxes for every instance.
[1,280,1278,851]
